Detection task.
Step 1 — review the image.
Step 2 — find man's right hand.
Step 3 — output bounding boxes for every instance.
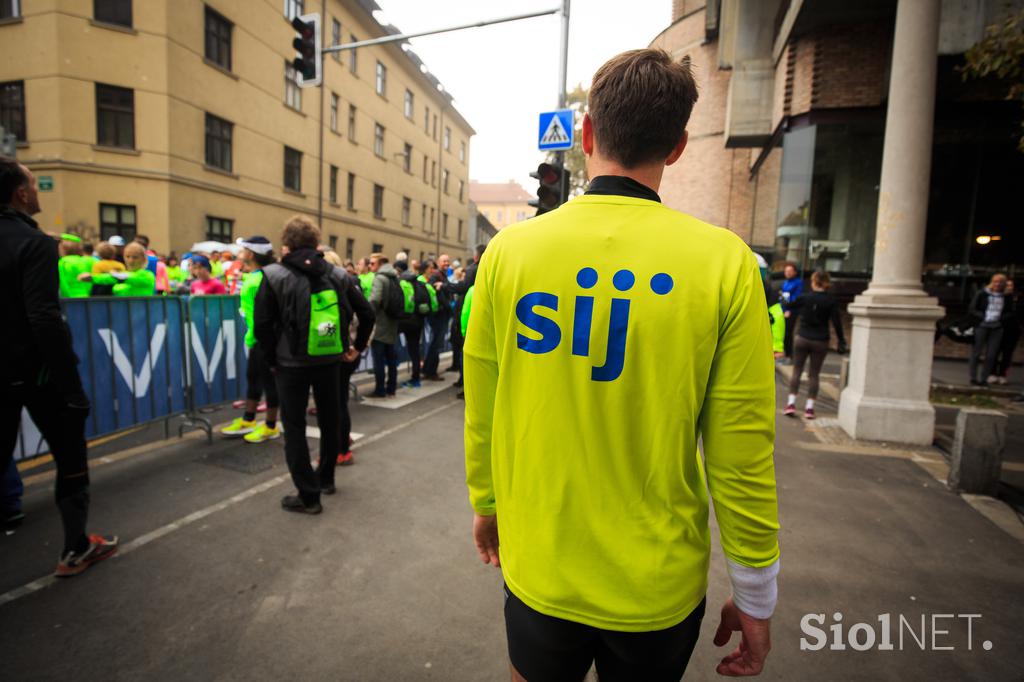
[472,513,500,567]
[713,598,771,676]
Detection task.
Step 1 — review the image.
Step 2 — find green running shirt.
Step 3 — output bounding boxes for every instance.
[463,194,780,632]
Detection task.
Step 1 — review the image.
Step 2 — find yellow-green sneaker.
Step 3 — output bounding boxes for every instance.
[221,417,256,437]
[244,423,281,444]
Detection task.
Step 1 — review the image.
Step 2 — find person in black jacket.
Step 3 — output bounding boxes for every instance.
[968,273,1013,387]
[423,254,453,380]
[0,157,118,575]
[784,270,847,420]
[253,216,373,513]
[436,243,484,392]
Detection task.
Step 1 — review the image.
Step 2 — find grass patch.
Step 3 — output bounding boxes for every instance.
[930,388,1001,409]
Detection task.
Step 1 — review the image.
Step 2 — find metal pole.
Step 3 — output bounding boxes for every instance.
[316,0,326,230]
[556,0,571,203]
[322,7,561,54]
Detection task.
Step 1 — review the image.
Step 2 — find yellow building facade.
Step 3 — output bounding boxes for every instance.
[0,0,473,261]
[468,181,533,231]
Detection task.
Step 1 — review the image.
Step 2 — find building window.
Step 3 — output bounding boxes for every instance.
[204,6,232,71]
[457,219,464,241]
[373,184,384,218]
[442,169,449,194]
[0,81,25,142]
[347,104,356,142]
[0,1,21,20]
[431,160,436,187]
[284,62,302,111]
[774,122,884,275]
[346,172,355,209]
[432,114,437,140]
[206,215,233,242]
[424,106,430,134]
[401,197,411,226]
[204,113,232,172]
[403,143,412,173]
[496,211,503,222]
[422,156,428,183]
[442,212,448,237]
[99,203,136,242]
[458,179,464,202]
[283,146,302,192]
[375,61,387,97]
[345,237,354,260]
[349,35,358,75]
[444,126,451,151]
[329,165,338,203]
[421,205,427,232]
[429,207,435,232]
[328,235,338,250]
[95,83,134,149]
[329,93,339,132]
[94,0,131,28]
[284,0,304,21]
[372,242,383,254]
[404,89,414,119]
[330,18,341,62]
[459,141,466,163]
[374,123,385,157]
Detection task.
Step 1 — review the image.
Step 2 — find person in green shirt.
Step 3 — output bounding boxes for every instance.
[221,237,281,444]
[464,49,779,680]
[357,257,375,299]
[57,234,93,298]
[78,242,155,296]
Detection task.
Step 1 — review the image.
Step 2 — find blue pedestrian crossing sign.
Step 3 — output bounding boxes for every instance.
[538,109,574,151]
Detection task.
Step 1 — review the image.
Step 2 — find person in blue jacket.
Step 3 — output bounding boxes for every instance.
[779,262,803,360]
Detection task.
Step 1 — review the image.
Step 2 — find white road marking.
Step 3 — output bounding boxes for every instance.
[0,401,459,608]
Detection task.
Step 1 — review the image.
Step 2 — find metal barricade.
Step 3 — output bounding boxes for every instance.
[14,296,190,462]
[180,295,249,442]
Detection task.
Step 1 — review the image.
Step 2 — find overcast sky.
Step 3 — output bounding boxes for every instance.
[371,0,672,190]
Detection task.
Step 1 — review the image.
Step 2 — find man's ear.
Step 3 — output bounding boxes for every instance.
[581,113,594,157]
[665,130,688,167]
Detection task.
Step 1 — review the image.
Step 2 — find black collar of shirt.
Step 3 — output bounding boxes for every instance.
[585,175,661,203]
[0,207,39,229]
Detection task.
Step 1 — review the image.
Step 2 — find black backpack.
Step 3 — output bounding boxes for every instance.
[382,274,407,319]
[410,277,432,316]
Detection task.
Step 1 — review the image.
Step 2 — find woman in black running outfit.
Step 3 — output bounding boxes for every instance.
[785,271,847,419]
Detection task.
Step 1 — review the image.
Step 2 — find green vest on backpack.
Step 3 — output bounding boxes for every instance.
[399,279,416,315]
[417,274,439,313]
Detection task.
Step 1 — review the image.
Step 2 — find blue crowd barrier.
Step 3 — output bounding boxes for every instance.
[13,295,455,462]
[187,296,249,411]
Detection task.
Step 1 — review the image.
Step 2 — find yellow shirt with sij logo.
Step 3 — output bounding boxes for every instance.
[464,193,780,632]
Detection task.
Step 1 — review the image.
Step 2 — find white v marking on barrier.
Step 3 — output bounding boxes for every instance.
[97,324,167,398]
[189,321,238,384]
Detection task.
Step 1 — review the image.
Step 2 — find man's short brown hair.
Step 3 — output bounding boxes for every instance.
[281,215,320,251]
[588,49,698,168]
[369,252,388,264]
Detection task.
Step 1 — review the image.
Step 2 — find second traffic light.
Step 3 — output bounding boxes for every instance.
[529,162,565,217]
[291,13,321,87]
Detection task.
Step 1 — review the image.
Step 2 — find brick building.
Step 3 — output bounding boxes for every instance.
[652,0,1024,443]
[652,0,1023,294]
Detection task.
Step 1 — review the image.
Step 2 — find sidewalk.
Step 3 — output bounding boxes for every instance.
[777,354,1024,513]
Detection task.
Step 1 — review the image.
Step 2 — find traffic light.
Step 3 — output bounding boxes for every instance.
[529,162,565,216]
[291,13,321,87]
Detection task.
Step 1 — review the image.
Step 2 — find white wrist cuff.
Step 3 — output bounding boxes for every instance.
[726,558,780,620]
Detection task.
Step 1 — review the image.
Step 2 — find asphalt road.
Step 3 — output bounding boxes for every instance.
[2,377,1023,681]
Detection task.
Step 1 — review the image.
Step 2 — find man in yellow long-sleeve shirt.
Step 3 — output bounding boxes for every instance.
[464,49,780,681]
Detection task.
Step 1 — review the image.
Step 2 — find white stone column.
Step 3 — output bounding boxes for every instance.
[838,0,945,445]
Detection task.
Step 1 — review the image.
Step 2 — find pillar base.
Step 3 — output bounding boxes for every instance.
[838,293,945,446]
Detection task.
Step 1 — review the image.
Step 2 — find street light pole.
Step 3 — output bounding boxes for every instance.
[556,0,570,204]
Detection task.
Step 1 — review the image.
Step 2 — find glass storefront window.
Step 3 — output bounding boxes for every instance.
[774,120,884,275]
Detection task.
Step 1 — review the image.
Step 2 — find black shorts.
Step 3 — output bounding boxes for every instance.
[504,585,705,682]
